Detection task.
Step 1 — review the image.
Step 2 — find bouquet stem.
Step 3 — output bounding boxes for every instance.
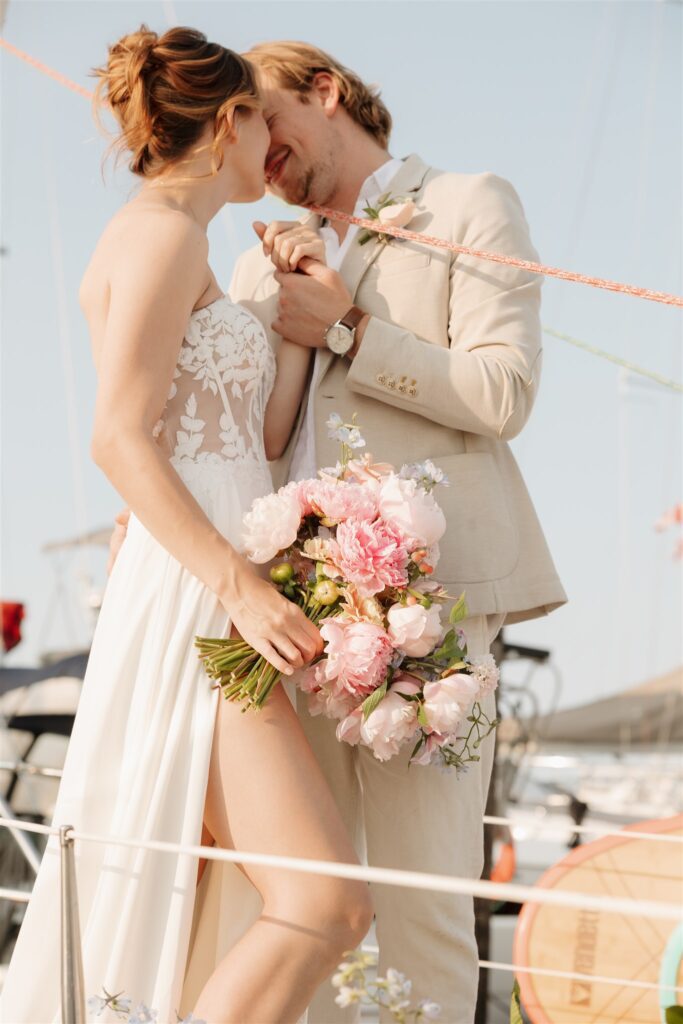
[194,598,339,710]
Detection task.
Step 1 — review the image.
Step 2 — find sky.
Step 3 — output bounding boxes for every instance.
[0,0,681,713]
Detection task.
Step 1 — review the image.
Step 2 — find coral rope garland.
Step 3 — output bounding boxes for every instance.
[1,35,682,309]
[309,204,683,308]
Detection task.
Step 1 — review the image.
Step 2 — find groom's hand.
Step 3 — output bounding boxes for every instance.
[272,258,353,348]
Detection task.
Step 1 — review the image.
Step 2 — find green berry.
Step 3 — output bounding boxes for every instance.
[313,580,340,605]
[270,562,294,584]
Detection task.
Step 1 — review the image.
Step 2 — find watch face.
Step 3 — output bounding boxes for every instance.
[326,324,353,355]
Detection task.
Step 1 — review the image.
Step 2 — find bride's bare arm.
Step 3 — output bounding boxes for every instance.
[88,210,321,672]
[263,340,312,460]
[255,220,325,460]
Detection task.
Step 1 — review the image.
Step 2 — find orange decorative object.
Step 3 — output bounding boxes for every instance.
[490,839,517,884]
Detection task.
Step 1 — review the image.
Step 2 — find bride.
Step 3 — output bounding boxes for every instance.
[0,24,373,1024]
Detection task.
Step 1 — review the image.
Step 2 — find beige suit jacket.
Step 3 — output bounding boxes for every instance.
[229,153,568,625]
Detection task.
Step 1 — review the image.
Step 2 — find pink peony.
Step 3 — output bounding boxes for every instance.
[317,618,394,697]
[330,518,409,597]
[378,474,446,550]
[242,490,301,562]
[336,706,364,745]
[422,673,479,737]
[386,603,443,657]
[345,454,394,491]
[293,478,377,523]
[360,688,420,762]
[307,686,359,721]
[411,732,447,767]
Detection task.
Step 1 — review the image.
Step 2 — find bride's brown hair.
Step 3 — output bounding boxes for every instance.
[92,24,261,178]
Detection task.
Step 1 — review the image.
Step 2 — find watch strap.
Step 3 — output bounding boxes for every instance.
[339,305,365,331]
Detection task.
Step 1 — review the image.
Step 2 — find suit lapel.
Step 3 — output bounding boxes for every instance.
[316,152,432,386]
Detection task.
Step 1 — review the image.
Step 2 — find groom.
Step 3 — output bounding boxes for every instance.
[109,41,567,1024]
[230,43,567,1022]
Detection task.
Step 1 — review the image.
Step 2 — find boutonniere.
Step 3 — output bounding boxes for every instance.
[357,192,418,246]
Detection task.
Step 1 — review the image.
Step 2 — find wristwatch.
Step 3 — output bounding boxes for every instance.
[324,305,365,356]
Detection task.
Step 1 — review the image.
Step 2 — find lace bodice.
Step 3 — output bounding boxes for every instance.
[152,294,276,504]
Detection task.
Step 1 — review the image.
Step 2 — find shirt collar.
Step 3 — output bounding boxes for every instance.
[355,155,403,212]
[319,156,404,231]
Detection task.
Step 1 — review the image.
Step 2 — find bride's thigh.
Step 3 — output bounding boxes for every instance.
[203,684,364,909]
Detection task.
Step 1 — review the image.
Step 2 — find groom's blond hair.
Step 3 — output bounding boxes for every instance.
[244,40,392,147]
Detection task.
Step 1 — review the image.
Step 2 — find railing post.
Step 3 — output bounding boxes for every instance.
[59,824,85,1024]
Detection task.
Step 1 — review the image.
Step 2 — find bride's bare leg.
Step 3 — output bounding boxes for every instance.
[192,684,374,1024]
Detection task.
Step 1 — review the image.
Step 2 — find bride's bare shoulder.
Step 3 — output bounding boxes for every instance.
[100,201,206,256]
[80,202,208,317]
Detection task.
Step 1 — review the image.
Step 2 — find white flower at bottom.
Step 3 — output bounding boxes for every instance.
[87,995,108,1016]
[418,998,442,1019]
[385,967,412,1000]
[334,985,364,1007]
[128,1004,158,1024]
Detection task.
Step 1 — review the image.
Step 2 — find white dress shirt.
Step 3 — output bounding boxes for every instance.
[286,156,403,483]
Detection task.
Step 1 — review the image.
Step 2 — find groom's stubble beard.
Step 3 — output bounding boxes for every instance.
[273,129,343,209]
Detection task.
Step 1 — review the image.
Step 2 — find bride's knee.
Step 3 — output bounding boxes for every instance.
[270,879,374,960]
[338,881,374,950]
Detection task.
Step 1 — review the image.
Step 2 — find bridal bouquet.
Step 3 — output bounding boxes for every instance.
[195,415,500,770]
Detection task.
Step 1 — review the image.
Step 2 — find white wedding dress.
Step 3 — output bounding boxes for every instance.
[1,295,300,1023]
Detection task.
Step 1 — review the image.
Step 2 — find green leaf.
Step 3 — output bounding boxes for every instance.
[665,1008,683,1024]
[433,629,465,664]
[449,592,468,625]
[361,681,388,720]
[509,978,523,1024]
[409,735,425,760]
[417,702,430,729]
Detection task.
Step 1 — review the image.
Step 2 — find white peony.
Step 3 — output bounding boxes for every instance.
[241,491,301,563]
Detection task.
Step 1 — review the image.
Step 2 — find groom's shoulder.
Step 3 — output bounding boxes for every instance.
[423,165,527,214]
[234,237,271,276]
[419,165,533,243]
[229,238,274,301]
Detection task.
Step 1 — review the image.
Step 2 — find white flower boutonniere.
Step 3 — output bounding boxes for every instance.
[358,192,417,246]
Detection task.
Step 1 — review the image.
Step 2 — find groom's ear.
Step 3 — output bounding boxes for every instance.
[310,71,341,118]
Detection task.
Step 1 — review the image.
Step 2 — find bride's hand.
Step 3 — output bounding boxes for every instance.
[253,220,326,273]
[221,565,324,676]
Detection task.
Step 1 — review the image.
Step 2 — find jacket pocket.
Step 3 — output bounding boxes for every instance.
[428,451,520,583]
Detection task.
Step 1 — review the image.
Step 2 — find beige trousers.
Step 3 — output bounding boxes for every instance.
[297,611,506,1024]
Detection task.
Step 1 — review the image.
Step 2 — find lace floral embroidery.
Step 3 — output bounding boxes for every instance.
[155,296,276,475]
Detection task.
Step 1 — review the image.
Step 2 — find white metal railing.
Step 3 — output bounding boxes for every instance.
[0,814,681,1023]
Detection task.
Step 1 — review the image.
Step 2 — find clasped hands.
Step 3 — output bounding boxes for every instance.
[253,219,353,347]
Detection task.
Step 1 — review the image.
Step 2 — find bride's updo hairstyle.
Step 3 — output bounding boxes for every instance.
[92,24,261,178]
